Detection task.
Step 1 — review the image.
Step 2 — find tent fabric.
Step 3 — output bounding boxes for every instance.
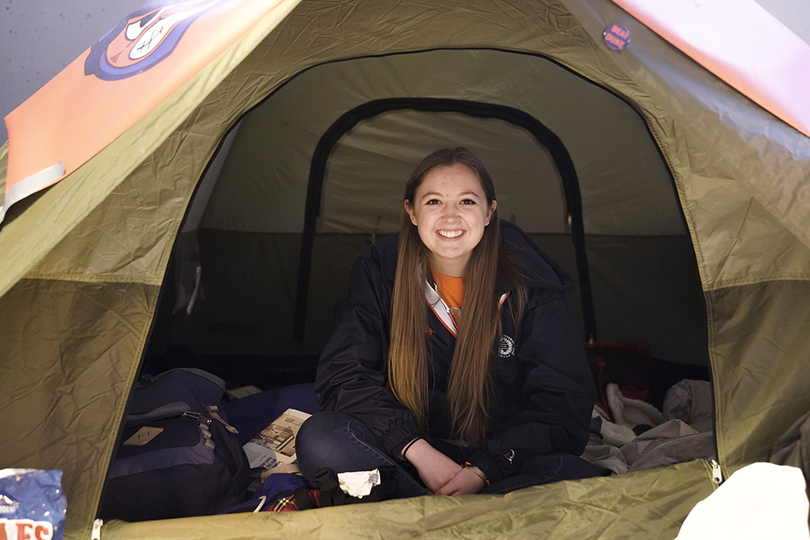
[709,280,810,468]
[202,50,682,236]
[101,460,716,540]
[0,279,157,540]
[0,0,809,539]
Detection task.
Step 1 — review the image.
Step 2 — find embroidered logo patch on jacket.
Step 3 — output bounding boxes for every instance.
[499,335,515,358]
[504,449,516,463]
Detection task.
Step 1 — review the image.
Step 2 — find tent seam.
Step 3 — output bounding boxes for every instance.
[22,271,163,286]
[704,274,810,292]
[703,289,726,475]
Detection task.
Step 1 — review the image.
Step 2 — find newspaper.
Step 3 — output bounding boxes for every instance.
[242,408,311,473]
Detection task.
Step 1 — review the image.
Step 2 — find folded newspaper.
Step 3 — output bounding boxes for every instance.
[242,408,311,474]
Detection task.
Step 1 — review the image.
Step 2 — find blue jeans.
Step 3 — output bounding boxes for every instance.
[296,412,603,499]
[296,412,428,498]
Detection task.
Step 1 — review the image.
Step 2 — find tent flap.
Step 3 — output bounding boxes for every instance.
[0,278,159,540]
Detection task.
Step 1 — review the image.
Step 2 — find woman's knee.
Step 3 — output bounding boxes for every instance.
[296,412,385,479]
[296,413,352,467]
[298,412,351,446]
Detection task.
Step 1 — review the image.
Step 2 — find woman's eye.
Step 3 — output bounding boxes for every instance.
[461,199,476,205]
[426,199,440,205]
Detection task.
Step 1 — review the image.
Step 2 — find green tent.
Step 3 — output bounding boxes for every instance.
[1,0,809,538]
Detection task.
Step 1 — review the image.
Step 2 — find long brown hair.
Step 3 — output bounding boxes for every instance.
[387,147,525,447]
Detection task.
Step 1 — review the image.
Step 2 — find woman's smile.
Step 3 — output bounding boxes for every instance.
[405,163,496,277]
[437,229,465,239]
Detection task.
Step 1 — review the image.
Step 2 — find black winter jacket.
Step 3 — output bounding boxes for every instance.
[315,221,595,483]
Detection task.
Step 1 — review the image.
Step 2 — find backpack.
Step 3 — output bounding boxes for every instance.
[99,368,250,521]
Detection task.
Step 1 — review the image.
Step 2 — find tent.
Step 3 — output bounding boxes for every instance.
[2,0,809,538]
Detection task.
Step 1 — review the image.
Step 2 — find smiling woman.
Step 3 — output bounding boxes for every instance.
[295,148,602,498]
[405,161,496,277]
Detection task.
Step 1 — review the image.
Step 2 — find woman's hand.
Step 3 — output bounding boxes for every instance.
[436,465,487,496]
[403,439,462,494]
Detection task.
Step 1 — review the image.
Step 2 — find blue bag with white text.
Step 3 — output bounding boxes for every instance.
[0,469,67,540]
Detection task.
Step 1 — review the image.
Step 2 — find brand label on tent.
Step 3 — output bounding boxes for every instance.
[604,24,631,50]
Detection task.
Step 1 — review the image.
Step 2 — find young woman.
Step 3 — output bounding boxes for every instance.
[296,147,600,497]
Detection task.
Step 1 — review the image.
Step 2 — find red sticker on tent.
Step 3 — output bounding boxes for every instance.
[604,24,630,50]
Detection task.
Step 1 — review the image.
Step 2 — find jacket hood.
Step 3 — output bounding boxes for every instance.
[499,220,575,294]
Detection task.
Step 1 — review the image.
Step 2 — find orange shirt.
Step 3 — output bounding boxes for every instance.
[431,268,464,326]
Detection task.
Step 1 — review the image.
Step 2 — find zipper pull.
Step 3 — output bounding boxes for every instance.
[710,459,723,484]
[92,519,103,540]
[182,411,211,424]
[205,405,239,434]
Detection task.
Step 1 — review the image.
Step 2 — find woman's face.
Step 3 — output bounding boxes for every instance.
[405,163,497,277]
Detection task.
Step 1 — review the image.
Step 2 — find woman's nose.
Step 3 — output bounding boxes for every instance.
[442,203,460,218]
